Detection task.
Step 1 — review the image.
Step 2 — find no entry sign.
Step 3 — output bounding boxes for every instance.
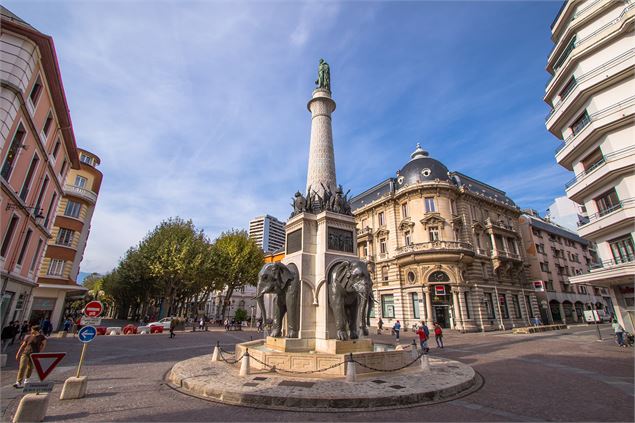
[84,301,103,318]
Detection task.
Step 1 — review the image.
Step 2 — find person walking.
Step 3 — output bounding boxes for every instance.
[434,322,444,348]
[392,320,401,342]
[199,317,204,331]
[377,318,384,334]
[63,318,72,333]
[416,322,429,353]
[612,319,626,347]
[1,322,15,352]
[169,318,177,339]
[14,325,47,388]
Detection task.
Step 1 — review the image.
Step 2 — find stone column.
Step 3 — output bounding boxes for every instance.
[306,88,337,197]
[558,303,567,324]
[424,286,434,323]
[452,289,463,330]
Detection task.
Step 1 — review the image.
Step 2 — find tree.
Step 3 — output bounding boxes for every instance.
[234,308,247,323]
[213,230,264,319]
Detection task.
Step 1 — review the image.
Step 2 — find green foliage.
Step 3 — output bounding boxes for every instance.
[234,308,248,323]
[99,218,263,320]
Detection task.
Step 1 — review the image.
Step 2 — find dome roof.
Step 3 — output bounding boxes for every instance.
[395,144,451,188]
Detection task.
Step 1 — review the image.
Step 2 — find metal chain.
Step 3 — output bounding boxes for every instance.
[351,351,425,372]
[218,348,244,365]
[220,347,236,355]
[249,354,346,374]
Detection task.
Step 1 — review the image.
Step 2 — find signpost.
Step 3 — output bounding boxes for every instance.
[80,316,102,326]
[76,325,97,377]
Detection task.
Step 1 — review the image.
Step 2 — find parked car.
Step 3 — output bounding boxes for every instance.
[96,326,108,335]
[123,324,138,335]
[147,317,174,330]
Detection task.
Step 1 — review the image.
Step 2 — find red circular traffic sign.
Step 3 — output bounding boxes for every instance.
[84,301,103,318]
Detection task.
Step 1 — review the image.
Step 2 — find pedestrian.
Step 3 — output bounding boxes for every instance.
[63,318,72,333]
[612,319,626,347]
[199,317,204,331]
[169,318,177,339]
[42,317,52,337]
[1,321,15,352]
[19,321,29,341]
[434,322,444,348]
[224,318,230,331]
[392,320,401,342]
[377,318,383,334]
[416,322,429,353]
[14,325,47,388]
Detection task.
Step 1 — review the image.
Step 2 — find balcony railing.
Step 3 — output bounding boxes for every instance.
[546,48,635,119]
[485,217,515,231]
[396,241,473,255]
[64,184,97,203]
[547,1,635,85]
[565,145,635,188]
[578,198,635,227]
[476,248,490,256]
[589,254,635,270]
[555,95,635,154]
[491,249,521,260]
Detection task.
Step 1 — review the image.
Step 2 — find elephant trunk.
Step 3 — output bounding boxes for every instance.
[255,291,267,323]
[357,294,368,335]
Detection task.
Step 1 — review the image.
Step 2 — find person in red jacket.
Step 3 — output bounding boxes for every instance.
[416,321,430,353]
[434,322,444,348]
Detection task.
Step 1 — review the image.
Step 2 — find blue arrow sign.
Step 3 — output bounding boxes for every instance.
[78,325,97,343]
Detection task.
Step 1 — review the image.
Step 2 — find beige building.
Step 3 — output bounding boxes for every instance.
[351,145,538,332]
[28,148,102,329]
[545,0,635,331]
[519,211,609,324]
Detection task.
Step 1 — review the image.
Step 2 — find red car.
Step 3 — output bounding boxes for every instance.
[123,324,138,335]
[96,326,108,335]
[149,325,163,334]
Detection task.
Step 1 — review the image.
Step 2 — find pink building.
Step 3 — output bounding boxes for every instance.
[1,7,80,328]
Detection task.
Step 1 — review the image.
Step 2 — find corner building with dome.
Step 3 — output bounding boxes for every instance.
[350,145,539,332]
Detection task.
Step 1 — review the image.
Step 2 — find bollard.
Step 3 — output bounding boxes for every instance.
[211,341,220,362]
[345,353,356,383]
[420,353,430,371]
[239,349,250,377]
[13,393,50,422]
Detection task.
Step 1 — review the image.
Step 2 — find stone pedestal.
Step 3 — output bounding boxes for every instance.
[13,393,49,422]
[315,339,373,354]
[265,336,315,352]
[60,376,88,400]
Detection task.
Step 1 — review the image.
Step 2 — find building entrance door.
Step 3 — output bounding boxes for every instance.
[434,306,450,328]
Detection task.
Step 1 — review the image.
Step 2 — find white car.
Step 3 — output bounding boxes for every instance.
[147,317,173,330]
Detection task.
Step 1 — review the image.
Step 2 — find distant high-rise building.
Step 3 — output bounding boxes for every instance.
[544,0,635,332]
[545,196,588,232]
[248,215,285,252]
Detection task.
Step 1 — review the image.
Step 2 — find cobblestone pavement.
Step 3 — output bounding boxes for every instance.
[1,324,633,422]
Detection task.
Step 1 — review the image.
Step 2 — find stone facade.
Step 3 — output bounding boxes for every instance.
[351,147,538,332]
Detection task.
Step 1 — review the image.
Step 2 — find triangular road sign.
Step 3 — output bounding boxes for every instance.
[30,352,66,381]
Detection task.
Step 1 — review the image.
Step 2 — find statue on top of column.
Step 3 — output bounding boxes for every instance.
[315,58,331,91]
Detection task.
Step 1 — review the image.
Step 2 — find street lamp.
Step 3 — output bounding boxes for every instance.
[250,305,255,327]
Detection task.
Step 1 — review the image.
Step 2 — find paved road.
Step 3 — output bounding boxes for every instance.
[1,324,632,422]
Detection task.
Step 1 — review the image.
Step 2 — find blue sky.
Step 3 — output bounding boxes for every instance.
[4,0,569,273]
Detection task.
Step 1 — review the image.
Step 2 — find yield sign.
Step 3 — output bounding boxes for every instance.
[30,352,66,381]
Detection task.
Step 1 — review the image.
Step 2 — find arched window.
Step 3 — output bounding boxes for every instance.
[428,271,450,282]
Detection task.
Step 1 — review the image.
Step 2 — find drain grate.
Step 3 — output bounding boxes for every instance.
[253,377,268,381]
[243,382,259,387]
[372,380,387,384]
[390,385,405,390]
[278,380,315,388]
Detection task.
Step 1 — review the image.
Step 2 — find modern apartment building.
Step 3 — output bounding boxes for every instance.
[28,148,102,329]
[351,145,538,332]
[546,195,589,231]
[519,211,609,324]
[545,0,635,331]
[0,7,80,328]
[248,215,285,253]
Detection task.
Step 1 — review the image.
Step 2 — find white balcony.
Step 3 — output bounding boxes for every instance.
[570,255,635,287]
[565,145,635,202]
[63,184,97,204]
[577,198,635,238]
[555,96,635,169]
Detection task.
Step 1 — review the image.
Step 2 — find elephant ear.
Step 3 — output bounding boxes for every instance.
[334,261,351,288]
[277,263,295,289]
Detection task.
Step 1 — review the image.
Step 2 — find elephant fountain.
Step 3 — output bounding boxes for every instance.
[328,259,374,341]
[254,262,300,338]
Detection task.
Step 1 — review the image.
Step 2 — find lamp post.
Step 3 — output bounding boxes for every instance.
[250,305,255,327]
